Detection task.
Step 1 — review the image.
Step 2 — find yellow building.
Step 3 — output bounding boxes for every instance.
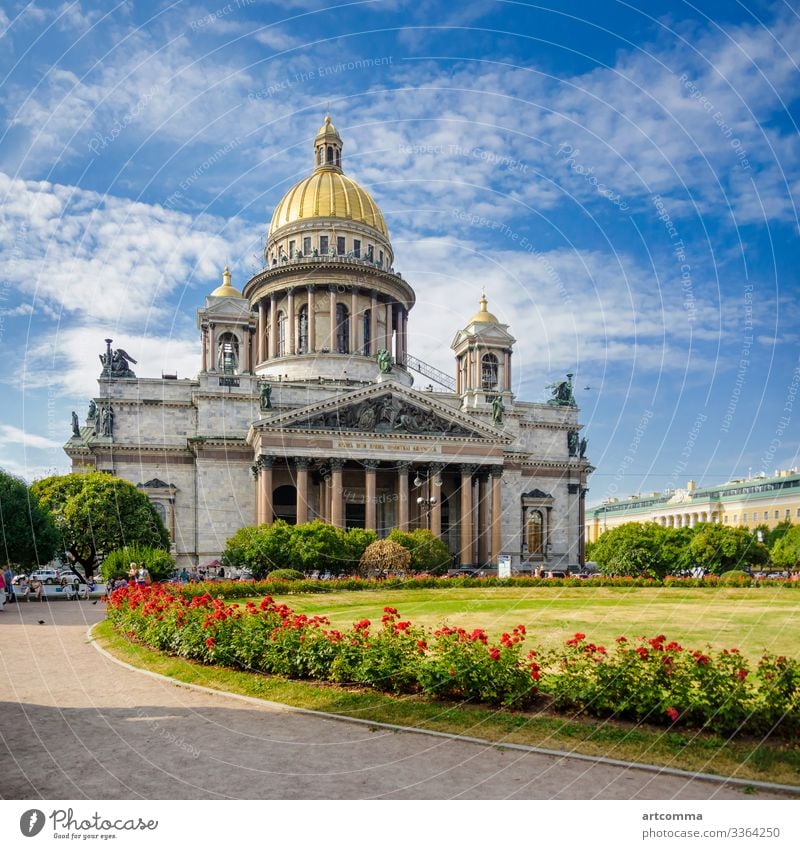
[586,469,800,543]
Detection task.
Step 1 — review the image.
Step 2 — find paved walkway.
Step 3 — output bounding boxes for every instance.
[0,599,790,800]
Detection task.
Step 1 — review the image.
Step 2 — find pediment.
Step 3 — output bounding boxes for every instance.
[138,478,172,489]
[522,488,553,500]
[256,381,509,441]
[201,299,253,319]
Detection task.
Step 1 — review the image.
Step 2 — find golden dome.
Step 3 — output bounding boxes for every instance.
[210,266,242,297]
[469,293,499,324]
[315,115,339,140]
[269,169,389,238]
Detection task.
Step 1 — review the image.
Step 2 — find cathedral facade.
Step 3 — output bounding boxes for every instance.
[65,118,592,570]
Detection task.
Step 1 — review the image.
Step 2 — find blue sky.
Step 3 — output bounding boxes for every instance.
[0,0,798,504]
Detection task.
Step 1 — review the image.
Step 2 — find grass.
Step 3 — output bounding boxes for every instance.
[93,618,800,788]
[260,586,800,663]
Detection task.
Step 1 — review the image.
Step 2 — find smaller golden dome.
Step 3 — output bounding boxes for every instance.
[210,266,242,298]
[469,293,499,324]
[316,115,339,139]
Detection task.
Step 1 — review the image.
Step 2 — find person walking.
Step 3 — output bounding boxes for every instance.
[0,570,6,610]
[4,567,14,604]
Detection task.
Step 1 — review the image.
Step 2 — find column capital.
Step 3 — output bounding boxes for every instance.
[306,283,316,292]
[395,460,412,472]
[428,462,445,474]
[490,464,504,478]
[258,455,275,469]
[328,283,338,293]
[329,458,345,471]
[294,457,311,469]
[362,459,380,470]
[460,463,478,477]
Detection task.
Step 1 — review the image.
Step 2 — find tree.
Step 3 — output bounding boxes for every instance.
[338,527,377,574]
[31,472,170,580]
[771,525,800,569]
[592,522,690,578]
[288,520,345,575]
[358,539,411,578]
[689,523,769,575]
[0,470,60,570]
[753,520,794,549]
[222,520,293,579]
[388,528,451,574]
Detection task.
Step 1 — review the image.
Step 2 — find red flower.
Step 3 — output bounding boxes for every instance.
[665,707,679,722]
[489,647,501,661]
[416,640,428,651]
[736,668,748,681]
[205,637,216,648]
[354,618,371,631]
[636,647,649,659]
[616,636,627,643]
[383,606,398,615]
[574,632,585,641]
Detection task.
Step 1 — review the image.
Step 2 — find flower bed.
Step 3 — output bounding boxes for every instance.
[168,573,799,600]
[107,585,799,735]
[107,585,538,707]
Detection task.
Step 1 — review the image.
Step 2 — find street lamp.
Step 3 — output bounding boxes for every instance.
[413,470,436,530]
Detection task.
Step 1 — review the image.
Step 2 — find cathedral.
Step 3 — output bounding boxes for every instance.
[65,117,592,570]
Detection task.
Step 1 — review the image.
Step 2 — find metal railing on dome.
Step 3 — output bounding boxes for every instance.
[269,252,402,277]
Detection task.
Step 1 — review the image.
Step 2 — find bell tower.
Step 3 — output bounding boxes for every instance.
[451,293,515,410]
[197,267,257,375]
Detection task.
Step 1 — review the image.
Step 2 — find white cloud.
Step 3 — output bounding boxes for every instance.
[0,171,250,328]
[0,423,62,451]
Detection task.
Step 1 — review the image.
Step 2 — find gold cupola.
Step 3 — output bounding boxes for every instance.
[268,117,389,240]
[210,266,242,298]
[469,292,499,325]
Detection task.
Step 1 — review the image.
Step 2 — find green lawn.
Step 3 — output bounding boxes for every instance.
[266,586,799,662]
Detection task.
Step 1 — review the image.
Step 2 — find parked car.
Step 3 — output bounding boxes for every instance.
[29,568,61,585]
[546,570,567,579]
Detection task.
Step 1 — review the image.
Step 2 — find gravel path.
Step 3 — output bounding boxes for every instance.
[0,599,790,800]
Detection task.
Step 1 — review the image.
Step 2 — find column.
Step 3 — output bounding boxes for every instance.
[320,471,330,522]
[307,285,316,352]
[329,286,337,352]
[397,462,410,530]
[287,288,295,356]
[430,464,443,539]
[258,300,266,364]
[209,323,216,371]
[399,307,407,364]
[259,457,273,526]
[579,487,587,566]
[384,301,392,352]
[472,476,480,564]
[364,460,378,531]
[255,464,262,525]
[330,459,344,528]
[242,326,250,373]
[491,466,503,563]
[269,294,277,359]
[370,292,378,355]
[478,472,489,565]
[295,457,309,524]
[460,464,475,566]
[350,290,358,354]
[201,325,208,372]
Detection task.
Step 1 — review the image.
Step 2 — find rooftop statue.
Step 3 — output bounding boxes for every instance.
[376,348,393,374]
[99,339,137,379]
[547,373,576,407]
[491,395,505,427]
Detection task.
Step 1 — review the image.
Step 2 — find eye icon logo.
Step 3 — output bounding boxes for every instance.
[20,810,46,837]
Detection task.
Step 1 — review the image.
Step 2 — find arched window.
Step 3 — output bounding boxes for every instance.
[298,304,309,354]
[327,146,333,164]
[277,311,286,357]
[318,148,323,166]
[336,303,349,353]
[362,309,371,356]
[217,332,239,374]
[335,150,341,167]
[481,353,499,390]
[527,511,544,555]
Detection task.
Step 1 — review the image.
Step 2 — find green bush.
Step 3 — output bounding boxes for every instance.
[719,570,751,582]
[388,528,451,574]
[267,568,305,581]
[102,544,175,583]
